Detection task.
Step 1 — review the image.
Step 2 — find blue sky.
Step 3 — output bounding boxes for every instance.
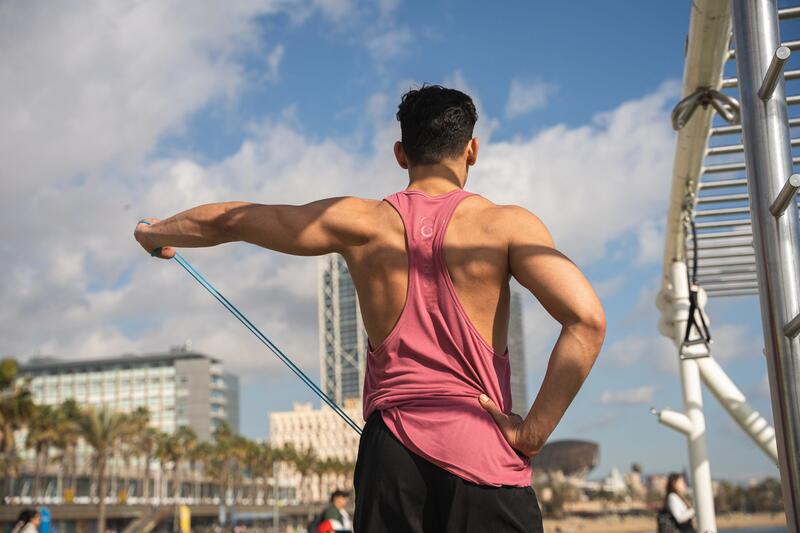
[0,0,783,483]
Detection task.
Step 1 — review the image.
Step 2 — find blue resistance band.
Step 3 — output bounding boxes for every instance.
[138,221,363,435]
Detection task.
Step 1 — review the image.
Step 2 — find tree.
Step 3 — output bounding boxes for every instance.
[76,406,131,533]
[173,426,197,500]
[0,358,35,501]
[25,404,62,500]
[56,399,83,502]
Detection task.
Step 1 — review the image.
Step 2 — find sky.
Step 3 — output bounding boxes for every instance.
[0,0,785,482]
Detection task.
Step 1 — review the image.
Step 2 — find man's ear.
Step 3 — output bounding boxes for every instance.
[466,138,479,166]
[394,141,409,170]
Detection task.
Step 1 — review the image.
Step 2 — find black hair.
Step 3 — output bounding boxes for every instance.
[330,489,350,502]
[664,473,687,509]
[396,84,478,165]
[15,508,39,525]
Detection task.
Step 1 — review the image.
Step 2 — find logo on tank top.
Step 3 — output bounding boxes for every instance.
[419,217,434,239]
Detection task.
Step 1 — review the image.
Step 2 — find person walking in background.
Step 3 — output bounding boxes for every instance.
[11,508,40,533]
[657,473,696,533]
[312,490,353,533]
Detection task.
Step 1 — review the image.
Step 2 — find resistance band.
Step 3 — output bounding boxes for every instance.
[138,221,362,435]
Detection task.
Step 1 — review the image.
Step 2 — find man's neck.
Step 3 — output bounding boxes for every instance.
[405,162,467,195]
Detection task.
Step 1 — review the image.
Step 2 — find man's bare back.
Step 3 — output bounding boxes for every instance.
[347,192,516,354]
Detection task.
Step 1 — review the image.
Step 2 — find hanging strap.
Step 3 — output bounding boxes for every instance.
[680,209,712,360]
[137,221,362,435]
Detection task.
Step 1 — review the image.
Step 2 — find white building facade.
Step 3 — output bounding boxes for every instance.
[270,399,363,462]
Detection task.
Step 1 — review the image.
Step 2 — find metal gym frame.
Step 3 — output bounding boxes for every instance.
[654,1,800,531]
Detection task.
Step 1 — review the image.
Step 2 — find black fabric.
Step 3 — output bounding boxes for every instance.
[353,411,543,533]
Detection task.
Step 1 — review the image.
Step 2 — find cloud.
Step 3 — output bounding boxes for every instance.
[364,27,413,62]
[599,385,657,405]
[472,80,679,263]
[602,334,676,371]
[505,79,558,119]
[635,218,665,265]
[0,37,680,388]
[264,44,286,82]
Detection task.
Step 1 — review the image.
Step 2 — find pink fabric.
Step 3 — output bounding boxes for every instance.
[362,188,532,487]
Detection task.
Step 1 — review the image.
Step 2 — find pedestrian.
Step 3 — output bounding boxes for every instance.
[657,473,696,533]
[11,508,40,533]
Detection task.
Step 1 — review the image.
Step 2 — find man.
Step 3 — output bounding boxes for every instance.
[135,85,605,532]
[315,490,353,533]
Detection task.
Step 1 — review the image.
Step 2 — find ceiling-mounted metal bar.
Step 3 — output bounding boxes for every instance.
[760,46,792,100]
[696,265,758,276]
[703,156,800,174]
[722,68,800,88]
[691,228,753,238]
[729,39,800,59]
[688,249,755,260]
[695,219,752,229]
[705,288,758,297]
[699,178,748,189]
[699,281,760,291]
[697,193,752,204]
[694,206,751,217]
[779,6,800,19]
[784,312,800,338]
[770,173,800,216]
[711,115,800,136]
[707,137,800,156]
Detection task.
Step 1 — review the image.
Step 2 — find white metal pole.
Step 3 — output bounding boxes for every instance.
[671,260,717,533]
[696,357,779,463]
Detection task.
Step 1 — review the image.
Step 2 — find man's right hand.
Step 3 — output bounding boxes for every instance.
[479,394,544,458]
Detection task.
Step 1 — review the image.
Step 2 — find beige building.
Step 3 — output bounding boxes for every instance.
[270,399,364,461]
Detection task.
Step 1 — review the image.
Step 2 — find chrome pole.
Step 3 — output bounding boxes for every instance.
[732,1,800,530]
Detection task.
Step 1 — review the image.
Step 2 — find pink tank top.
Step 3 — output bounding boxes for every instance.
[362,188,532,487]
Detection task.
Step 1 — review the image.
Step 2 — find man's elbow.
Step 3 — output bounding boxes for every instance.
[573,308,606,353]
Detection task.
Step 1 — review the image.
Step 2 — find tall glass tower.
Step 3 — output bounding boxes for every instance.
[318,254,368,405]
[508,287,529,412]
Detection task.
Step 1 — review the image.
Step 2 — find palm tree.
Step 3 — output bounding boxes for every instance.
[25,404,62,500]
[57,399,83,502]
[76,406,131,533]
[191,441,214,502]
[173,426,197,501]
[292,446,318,504]
[155,431,180,501]
[136,426,159,502]
[0,358,35,501]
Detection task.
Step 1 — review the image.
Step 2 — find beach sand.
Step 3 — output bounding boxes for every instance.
[543,512,787,533]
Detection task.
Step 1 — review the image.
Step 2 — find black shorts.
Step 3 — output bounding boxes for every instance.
[353,411,544,533]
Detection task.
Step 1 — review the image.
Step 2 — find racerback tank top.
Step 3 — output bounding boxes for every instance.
[362,188,532,487]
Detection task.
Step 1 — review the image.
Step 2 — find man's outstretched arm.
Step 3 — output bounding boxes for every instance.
[480,206,606,457]
[134,197,378,258]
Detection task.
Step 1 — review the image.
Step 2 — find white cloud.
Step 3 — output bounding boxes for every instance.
[365,27,413,62]
[602,334,676,371]
[600,385,657,405]
[474,80,679,263]
[0,34,680,386]
[709,323,762,362]
[635,218,665,265]
[265,44,286,82]
[505,79,558,119]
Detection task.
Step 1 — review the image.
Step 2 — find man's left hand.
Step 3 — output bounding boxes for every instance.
[134,218,176,259]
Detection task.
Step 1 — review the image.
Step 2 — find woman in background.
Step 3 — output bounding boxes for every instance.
[658,473,696,533]
[10,508,40,533]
